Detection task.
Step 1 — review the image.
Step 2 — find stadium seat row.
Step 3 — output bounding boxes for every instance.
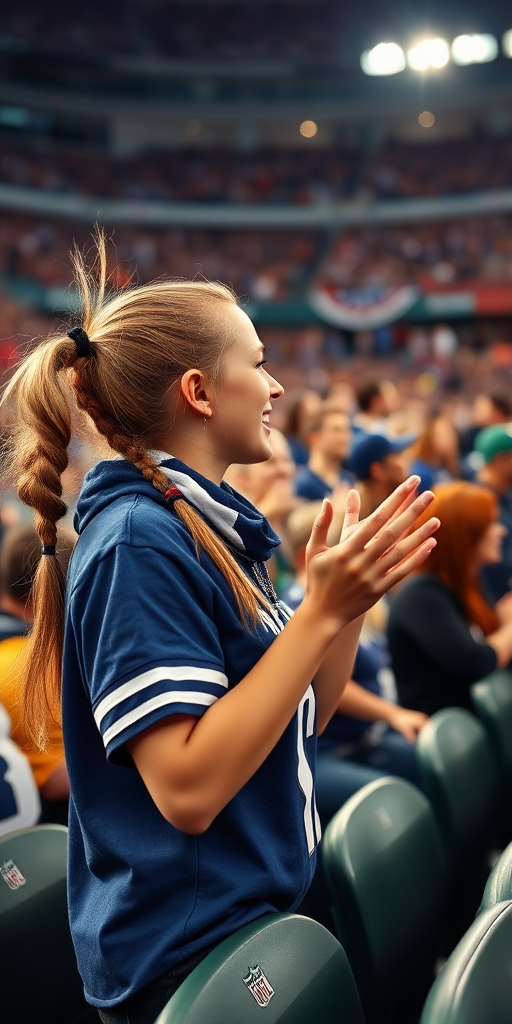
[1,668,512,1024]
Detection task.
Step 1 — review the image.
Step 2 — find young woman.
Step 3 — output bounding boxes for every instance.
[388,481,512,716]
[3,240,439,1024]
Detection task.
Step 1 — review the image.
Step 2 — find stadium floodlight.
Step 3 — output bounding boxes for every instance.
[503,29,512,58]
[360,42,406,76]
[452,33,498,64]
[407,37,450,71]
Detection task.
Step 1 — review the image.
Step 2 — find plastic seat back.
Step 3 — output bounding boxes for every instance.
[479,841,512,913]
[416,708,499,868]
[471,670,512,782]
[322,777,446,1023]
[156,913,365,1024]
[421,901,512,1024]
[0,825,91,1024]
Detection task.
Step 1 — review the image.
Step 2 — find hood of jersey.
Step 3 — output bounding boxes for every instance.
[74,453,281,564]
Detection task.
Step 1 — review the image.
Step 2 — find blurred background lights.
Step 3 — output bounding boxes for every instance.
[299,120,318,138]
[451,34,498,64]
[503,30,512,58]
[184,118,202,137]
[407,37,450,71]
[360,42,406,76]
[418,110,436,128]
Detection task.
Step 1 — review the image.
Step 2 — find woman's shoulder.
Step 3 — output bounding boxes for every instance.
[69,494,202,598]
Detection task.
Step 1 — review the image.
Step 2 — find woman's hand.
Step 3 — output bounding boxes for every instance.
[385,705,429,744]
[303,475,440,631]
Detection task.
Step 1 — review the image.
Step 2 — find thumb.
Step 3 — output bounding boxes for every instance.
[306,499,334,560]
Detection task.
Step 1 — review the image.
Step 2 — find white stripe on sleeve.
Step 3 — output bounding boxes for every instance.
[94,665,228,731]
[102,690,218,749]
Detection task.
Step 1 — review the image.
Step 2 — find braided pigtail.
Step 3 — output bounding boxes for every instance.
[1,335,80,746]
[72,371,267,627]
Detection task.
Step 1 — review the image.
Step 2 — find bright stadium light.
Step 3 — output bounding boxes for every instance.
[503,29,512,58]
[407,37,450,71]
[451,34,498,64]
[360,42,406,76]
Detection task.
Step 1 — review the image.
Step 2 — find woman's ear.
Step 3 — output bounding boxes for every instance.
[179,369,213,418]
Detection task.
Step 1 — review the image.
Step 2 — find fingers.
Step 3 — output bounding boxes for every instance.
[341,489,360,537]
[344,475,421,552]
[361,489,436,562]
[377,515,440,576]
[305,499,334,560]
[379,534,438,591]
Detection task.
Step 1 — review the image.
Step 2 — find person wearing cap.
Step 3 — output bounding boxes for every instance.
[474,423,512,602]
[348,433,415,521]
[294,404,354,502]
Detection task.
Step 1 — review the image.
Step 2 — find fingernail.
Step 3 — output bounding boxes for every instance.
[321,499,327,513]
[421,490,435,505]
[406,475,421,488]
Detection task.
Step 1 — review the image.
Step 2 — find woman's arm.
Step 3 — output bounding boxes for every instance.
[128,480,438,834]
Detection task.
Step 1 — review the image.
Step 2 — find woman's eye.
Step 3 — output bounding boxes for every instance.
[256,360,267,369]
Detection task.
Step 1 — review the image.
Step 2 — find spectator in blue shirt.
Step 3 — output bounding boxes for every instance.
[295,404,354,501]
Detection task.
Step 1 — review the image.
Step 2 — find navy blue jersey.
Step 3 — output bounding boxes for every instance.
[294,466,354,501]
[63,456,319,1009]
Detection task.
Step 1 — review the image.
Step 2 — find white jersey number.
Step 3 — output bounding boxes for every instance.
[297,686,321,855]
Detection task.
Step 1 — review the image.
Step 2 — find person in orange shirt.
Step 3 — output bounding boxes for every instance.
[0,523,74,823]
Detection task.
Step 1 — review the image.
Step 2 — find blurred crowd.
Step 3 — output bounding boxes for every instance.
[2,132,512,206]
[0,0,341,62]
[0,212,320,301]
[315,215,512,290]
[0,140,355,205]
[2,210,512,327]
[364,133,512,200]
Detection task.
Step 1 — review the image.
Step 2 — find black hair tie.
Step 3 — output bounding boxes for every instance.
[42,545,56,556]
[68,326,91,359]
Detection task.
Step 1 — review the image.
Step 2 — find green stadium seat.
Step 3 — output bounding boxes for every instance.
[479,841,512,914]
[416,708,499,870]
[0,824,94,1024]
[155,913,365,1024]
[420,901,512,1024]
[321,777,446,1024]
[471,669,512,784]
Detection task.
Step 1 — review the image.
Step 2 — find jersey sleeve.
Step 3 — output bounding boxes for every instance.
[69,542,228,764]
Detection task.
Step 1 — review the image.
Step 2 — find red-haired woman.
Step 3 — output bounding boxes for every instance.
[388,481,512,715]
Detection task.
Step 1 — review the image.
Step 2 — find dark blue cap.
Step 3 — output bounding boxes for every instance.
[347,432,416,481]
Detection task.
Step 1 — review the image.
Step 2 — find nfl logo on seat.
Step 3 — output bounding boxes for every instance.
[1,859,26,890]
[242,964,275,1006]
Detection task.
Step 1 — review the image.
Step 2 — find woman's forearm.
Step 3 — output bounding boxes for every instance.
[313,615,364,733]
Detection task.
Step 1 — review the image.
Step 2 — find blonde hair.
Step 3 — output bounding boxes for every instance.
[2,234,269,748]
